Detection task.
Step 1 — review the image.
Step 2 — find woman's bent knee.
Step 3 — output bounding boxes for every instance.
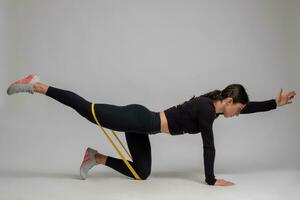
[138,167,151,180]
[139,172,151,180]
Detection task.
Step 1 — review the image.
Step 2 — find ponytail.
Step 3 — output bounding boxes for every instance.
[189,89,222,101]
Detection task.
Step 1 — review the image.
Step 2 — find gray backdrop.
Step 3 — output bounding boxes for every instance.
[1,0,299,176]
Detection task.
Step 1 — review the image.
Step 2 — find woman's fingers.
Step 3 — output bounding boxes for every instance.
[277,88,283,99]
[288,91,296,99]
[285,91,296,104]
[214,179,235,186]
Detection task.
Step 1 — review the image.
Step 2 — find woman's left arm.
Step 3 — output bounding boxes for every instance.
[240,89,296,114]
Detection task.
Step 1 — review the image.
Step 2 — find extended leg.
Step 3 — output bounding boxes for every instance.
[43,85,160,134]
[44,85,96,124]
[7,75,161,134]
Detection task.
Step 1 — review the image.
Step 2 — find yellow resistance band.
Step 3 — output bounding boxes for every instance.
[91,103,141,180]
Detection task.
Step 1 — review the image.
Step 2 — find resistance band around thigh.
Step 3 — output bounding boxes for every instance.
[91,103,141,180]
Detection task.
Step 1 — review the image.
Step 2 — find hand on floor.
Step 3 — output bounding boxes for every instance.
[214,179,235,186]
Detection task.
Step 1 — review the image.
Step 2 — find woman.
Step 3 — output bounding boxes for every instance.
[6,74,296,186]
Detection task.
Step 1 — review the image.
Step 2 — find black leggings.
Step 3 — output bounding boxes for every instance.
[45,86,161,180]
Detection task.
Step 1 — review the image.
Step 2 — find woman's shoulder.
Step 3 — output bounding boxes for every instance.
[190,96,215,108]
[168,96,215,115]
[191,97,216,120]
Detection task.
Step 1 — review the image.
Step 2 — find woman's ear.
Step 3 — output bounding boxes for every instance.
[224,97,233,105]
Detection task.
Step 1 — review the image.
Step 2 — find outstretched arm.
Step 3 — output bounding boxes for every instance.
[241,89,296,114]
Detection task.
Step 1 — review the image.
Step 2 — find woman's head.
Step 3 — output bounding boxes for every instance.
[217,84,249,117]
[191,84,249,118]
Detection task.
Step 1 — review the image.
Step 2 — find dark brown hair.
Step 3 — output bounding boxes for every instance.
[189,84,249,104]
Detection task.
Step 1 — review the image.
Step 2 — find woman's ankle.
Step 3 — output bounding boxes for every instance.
[95,153,107,165]
[33,82,49,94]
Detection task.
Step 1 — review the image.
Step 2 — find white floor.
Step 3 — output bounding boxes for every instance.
[0,167,299,200]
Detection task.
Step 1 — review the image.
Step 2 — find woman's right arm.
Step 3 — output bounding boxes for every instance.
[200,123,235,186]
[199,105,236,186]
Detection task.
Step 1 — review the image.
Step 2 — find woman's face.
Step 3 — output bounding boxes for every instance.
[223,99,246,118]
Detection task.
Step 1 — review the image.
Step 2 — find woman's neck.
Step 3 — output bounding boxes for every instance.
[213,100,224,114]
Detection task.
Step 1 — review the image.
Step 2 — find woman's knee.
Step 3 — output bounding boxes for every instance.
[137,164,151,180]
[139,169,151,180]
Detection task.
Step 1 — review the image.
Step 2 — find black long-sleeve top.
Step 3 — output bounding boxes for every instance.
[163,96,277,185]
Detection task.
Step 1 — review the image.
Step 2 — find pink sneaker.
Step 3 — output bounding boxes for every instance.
[7,74,40,95]
[80,147,98,180]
